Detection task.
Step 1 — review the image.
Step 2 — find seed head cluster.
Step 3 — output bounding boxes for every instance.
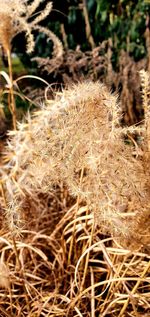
[2,80,150,245]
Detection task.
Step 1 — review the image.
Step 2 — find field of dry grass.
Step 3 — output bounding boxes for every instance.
[0,1,150,316]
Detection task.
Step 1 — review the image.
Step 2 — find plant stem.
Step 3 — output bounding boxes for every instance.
[7,48,16,130]
[81,0,95,50]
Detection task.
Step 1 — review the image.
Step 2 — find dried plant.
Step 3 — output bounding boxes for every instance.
[1,79,150,248]
[140,69,150,122]
[0,78,150,316]
[0,206,149,316]
[0,0,63,128]
[53,41,113,83]
[0,105,7,137]
[52,42,150,126]
[31,25,64,74]
[80,0,95,49]
[0,260,10,289]
[115,50,146,125]
[0,0,62,55]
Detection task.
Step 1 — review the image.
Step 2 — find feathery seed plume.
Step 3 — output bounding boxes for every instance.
[2,80,150,247]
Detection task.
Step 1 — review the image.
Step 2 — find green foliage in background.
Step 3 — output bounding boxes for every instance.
[66,0,150,59]
[13,0,150,69]
[93,0,150,60]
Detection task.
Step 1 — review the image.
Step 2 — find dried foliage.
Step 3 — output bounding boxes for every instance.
[52,36,150,125]
[54,41,113,84]
[0,2,149,315]
[32,25,64,74]
[1,79,150,249]
[0,75,150,316]
[0,0,34,54]
[0,106,7,137]
[0,0,63,68]
[0,0,63,130]
[0,205,149,316]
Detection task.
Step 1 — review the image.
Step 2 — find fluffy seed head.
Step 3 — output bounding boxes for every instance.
[2,80,150,246]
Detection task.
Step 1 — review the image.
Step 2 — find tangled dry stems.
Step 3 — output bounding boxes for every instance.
[0,205,149,316]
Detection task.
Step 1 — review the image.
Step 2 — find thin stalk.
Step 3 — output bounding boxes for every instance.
[81,0,95,49]
[68,168,84,265]
[7,48,16,130]
[80,219,94,292]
